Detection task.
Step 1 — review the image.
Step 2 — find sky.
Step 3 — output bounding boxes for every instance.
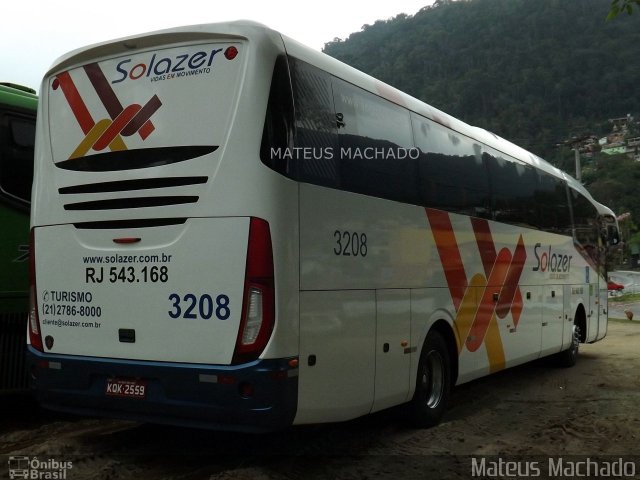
[3,0,434,93]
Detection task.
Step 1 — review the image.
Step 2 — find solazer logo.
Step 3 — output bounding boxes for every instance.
[532,242,573,273]
[111,46,239,84]
[52,63,162,160]
[427,209,527,372]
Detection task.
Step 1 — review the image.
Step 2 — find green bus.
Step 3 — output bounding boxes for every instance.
[0,83,37,390]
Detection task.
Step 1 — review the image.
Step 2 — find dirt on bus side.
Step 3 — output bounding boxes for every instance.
[2,319,640,479]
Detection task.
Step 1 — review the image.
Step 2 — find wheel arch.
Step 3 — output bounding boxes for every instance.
[574,303,587,343]
[427,319,459,387]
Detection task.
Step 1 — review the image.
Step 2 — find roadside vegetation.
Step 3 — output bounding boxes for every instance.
[608,316,640,323]
[608,292,640,303]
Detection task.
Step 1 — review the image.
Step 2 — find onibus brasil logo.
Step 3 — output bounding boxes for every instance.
[427,209,527,372]
[52,63,162,160]
[8,456,73,479]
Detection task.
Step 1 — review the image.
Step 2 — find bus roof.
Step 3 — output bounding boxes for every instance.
[0,83,37,110]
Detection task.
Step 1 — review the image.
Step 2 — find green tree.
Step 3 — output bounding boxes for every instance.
[607,0,640,19]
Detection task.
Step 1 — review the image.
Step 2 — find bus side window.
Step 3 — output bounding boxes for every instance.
[485,153,539,229]
[570,188,600,264]
[411,113,491,218]
[0,113,35,207]
[332,78,417,204]
[536,172,572,236]
[607,224,620,246]
[288,57,340,188]
[260,56,295,177]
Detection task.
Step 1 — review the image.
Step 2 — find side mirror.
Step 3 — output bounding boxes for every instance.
[608,225,620,246]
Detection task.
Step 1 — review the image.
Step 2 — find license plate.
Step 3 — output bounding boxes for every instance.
[105,378,146,399]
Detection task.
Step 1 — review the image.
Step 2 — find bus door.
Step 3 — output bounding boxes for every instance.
[596,280,608,339]
[562,285,573,350]
[372,289,411,413]
[540,285,563,356]
[588,274,607,342]
[595,219,616,341]
[298,290,376,424]
[586,267,598,342]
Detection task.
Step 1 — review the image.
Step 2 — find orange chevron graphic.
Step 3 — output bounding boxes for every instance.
[426,209,527,372]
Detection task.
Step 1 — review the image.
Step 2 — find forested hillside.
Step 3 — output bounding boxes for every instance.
[323,0,639,161]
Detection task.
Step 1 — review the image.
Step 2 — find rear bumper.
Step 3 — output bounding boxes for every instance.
[28,347,298,432]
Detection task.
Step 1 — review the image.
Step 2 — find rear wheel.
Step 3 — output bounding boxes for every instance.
[406,330,451,428]
[555,323,580,367]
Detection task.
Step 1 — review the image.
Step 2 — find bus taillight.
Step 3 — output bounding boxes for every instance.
[233,218,275,364]
[28,228,44,352]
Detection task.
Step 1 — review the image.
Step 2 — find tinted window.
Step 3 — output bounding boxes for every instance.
[486,153,539,228]
[332,77,417,203]
[260,56,295,177]
[570,188,600,254]
[412,114,491,218]
[262,58,578,238]
[289,57,339,187]
[0,113,35,205]
[536,171,571,235]
[12,118,35,148]
[334,80,413,148]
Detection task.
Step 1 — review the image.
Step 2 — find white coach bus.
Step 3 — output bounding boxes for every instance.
[28,21,619,431]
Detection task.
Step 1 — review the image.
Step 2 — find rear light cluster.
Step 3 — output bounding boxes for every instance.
[232,218,275,364]
[28,228,44,352]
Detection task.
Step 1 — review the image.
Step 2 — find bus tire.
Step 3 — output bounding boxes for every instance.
[407,330,451,428]
[555,323,580,368]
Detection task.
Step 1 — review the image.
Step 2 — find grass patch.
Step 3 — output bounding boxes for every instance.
[608,317,640,324]
[608,293,640,303]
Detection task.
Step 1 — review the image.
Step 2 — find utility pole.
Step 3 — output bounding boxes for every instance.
[566,134,590,182]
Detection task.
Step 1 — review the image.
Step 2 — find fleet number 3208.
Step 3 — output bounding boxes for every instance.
[168,293,230,320]
[334,230,368,257]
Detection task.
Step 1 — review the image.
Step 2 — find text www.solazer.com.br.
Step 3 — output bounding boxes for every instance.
[83,253,173,264]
